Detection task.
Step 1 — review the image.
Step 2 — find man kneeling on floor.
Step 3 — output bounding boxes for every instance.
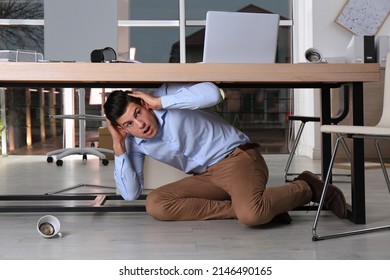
[103,82,347,225]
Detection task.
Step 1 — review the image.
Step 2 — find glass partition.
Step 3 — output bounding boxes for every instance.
[0,0,293,155]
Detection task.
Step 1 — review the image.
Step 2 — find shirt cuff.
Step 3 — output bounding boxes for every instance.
[160,94,176,108]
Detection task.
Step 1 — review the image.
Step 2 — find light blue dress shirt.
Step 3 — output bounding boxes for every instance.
[114,82,249,200]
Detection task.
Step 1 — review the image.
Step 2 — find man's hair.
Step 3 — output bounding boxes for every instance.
[104,90,142,126]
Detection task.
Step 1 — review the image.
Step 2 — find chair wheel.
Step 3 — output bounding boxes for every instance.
[56,159,63,166]
[47,156,53,163]
[102,159,109,166]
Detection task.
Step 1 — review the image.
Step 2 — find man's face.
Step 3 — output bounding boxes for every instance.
[116,102,159,139]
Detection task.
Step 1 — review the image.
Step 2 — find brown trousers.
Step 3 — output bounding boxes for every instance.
[146,146,312,225]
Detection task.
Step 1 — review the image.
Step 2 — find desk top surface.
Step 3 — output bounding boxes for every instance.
[0,62,380,87]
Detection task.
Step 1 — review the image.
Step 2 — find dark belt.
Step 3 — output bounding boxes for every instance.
[238,142,261,151]
[223,143,261,160]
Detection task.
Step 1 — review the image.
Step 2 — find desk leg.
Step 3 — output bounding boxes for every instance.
[321,87,332,181]
[0,88,7,156]
[351,82,366,224]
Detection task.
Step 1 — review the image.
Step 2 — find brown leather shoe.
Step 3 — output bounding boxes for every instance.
[296,171,348,219]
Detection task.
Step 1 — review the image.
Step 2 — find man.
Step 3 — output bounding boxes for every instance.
[104,82,347,225]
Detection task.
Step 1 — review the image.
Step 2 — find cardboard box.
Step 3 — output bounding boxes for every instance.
[98,127,114,160]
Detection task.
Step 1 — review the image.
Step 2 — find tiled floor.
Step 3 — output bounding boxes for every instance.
[0,154,390,260]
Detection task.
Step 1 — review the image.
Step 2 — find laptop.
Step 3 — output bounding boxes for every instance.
[202,11,280,63]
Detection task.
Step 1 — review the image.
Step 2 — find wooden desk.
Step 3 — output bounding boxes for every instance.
[0,62,379,87]
[0,62,380,223]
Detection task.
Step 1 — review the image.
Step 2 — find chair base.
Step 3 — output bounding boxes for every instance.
[312,224,390,241]
[46,147,113,166]
[312,134,390,241]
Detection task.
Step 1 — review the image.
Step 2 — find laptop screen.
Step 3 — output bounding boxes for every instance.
[202,11,280,63]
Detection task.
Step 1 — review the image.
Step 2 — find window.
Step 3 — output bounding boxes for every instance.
[0,0,44,53]
[0,0,293,154]
[0,0,53,155]
[118,0,292,64]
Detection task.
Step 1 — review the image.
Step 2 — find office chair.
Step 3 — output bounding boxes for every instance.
[46,48,117,166]
[46,88,117,195]
[312,52,390,241]
[284,85,352,181]
[46,88,113,166]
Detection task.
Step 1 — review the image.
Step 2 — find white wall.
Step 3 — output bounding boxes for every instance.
[314,0,390,57]
[293,0,390,159]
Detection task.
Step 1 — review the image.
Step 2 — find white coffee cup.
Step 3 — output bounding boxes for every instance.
[37,215,62,238]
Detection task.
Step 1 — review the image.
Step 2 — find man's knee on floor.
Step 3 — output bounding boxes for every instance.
[145,190,170,221]
[236,211,273,226]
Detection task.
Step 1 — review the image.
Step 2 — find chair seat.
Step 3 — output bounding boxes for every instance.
[321,124,390,136]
